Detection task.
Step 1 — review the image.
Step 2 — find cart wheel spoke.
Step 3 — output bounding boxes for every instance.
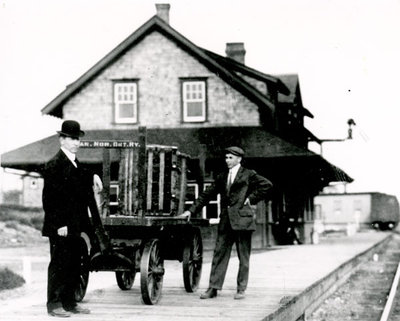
[183,228,203,292]
[116,270,135,290]
[140,239,164,305]
[74,237,90,302]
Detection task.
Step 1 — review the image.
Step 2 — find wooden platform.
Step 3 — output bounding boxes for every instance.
[0,231,391,321]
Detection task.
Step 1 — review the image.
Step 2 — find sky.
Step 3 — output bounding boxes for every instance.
[0,0,399,199]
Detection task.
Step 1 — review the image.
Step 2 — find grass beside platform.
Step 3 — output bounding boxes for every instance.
[0,204,43,231]
[0,267,25,291]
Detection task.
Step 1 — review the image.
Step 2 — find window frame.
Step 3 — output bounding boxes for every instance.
[185,182,199,209]
[181,78,207,123]
[109,182,119,206]
[184,181,220,220]
[202,182,221,220]
[113,80,139,124]
[333,200,342,215]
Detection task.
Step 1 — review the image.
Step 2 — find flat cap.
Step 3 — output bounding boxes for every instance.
[225,146,245,157]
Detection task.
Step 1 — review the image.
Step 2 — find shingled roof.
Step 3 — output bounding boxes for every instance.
[41,15,287,118]
[200,48,290,95]
[276,74,313,118]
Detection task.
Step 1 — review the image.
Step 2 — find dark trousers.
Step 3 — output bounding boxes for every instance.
[47,236,81,312]
[209,213,252,291]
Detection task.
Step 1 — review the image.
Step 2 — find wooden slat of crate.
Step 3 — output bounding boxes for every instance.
[118,150,127,213]
[118,149,140,216]
[128,149,134,215]
[102,149,111,217]
[146,149,154,211]
[159,150,165,211]
[177,156,187,215]
[136,127,147,218]
[170,148,178,215]
[131,148,139,214]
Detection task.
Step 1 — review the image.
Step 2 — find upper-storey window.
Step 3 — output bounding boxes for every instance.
[114,82,138,123]
[182,80,206,122]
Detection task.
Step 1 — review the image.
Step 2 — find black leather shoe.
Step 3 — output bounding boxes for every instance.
[68,305,91,314]
[48,307,71,318]
[200,288,218,299]
[234,290,246,300]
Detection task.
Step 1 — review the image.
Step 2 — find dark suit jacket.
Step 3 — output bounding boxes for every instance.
[42,150,92,237]
[189,166,272,230]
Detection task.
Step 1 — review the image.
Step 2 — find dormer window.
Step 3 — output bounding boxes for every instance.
[114,81,138,123]
[181,79,207,122]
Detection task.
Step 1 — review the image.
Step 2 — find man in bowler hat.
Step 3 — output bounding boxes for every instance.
[42,120,95,317]
[183,146,272,300]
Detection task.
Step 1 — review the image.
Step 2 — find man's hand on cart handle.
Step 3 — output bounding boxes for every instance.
[57,226,68,237]
[178,211,192,222]
[93,174,103,193]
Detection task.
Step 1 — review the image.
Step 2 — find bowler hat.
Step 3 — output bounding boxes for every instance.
[57,120,85,138]
[225,146,244,157]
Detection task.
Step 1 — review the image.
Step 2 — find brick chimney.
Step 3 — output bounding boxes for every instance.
[225,42,246,64]
[155,3,170,24]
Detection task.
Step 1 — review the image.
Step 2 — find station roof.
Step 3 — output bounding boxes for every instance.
[1,126,352,184]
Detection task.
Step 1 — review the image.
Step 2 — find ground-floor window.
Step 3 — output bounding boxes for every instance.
[185,181,220,219]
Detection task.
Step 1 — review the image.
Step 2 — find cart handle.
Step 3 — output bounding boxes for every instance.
[176,211,191,222]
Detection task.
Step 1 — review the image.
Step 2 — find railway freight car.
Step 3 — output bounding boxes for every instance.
[314,192,400,233]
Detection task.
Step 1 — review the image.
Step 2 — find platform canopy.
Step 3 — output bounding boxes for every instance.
[0,126,352,184]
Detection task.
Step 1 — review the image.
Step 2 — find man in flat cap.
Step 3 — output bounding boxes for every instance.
[42,120,98,317]
[183,146,272,300]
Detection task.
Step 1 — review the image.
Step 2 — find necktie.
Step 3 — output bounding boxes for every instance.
[227,170,232,191]
[74,158,79,168]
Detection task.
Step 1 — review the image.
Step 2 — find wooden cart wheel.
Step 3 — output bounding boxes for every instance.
[116,270,135,290]
[183,228,203,292]
[140,239,164,305]
[74,237,90,302]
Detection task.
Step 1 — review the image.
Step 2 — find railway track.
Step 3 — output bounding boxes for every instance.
[309,233,400,321]
[380,260,400,321]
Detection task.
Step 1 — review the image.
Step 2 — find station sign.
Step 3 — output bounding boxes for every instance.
[80,140,141,148]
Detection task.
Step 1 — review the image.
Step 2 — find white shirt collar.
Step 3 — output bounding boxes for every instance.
[61,147,77,167]
[229,164,241,182]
